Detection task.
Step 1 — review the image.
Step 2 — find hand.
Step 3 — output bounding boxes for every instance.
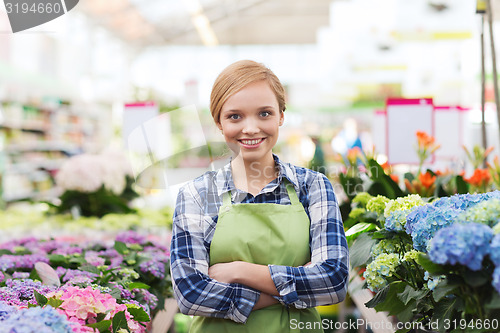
[208,261,242,284]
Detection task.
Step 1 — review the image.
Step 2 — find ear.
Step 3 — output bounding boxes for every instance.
[279,111,284,126]
[216,121,222,131]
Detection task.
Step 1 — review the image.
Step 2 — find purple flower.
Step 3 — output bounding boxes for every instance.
[139,259,165,279]
[429,223,494,271]
[58,268,98,283]
[0,279,56,307]
[0,254,49,271]
[84,251,105,267]
[134,288,158,311]
[11,272,30,279]
[116,231,146,244]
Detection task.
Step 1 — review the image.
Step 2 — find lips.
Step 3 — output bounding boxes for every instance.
[238,138,265,148]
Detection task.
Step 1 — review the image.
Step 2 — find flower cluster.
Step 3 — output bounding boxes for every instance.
[405,191,500,251]
[47,286,146,332]
[352,192,373,207]
[384,194,425,218]
[363,253,400,292]
[0,303,74,333]
[0,231,171,317]
[366,195,389,215]
[428,223,494,271]
[56,150,132,195]
[458,198,500,227]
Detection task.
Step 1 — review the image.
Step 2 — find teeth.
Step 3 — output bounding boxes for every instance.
[241,139,262,145]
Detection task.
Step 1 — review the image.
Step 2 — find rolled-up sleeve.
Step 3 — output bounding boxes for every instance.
[268,173,349,308]
[170,184,260,323]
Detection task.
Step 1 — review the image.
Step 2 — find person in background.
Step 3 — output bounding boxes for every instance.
[170,60,349,332]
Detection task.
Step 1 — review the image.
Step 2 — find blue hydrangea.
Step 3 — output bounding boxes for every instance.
[385,210,411,232]
[493,267,500,294]
[458,198,500,227]
[490,234,500,267]
[405,192,500,252]
[428,223,494,271]
[0,306,73,333]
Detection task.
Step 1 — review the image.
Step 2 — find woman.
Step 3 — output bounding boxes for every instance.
[170,60,349,332]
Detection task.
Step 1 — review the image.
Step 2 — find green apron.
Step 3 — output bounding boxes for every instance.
[190,181,323,333]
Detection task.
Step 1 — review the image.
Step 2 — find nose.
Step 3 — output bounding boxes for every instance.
[242,118,259,134]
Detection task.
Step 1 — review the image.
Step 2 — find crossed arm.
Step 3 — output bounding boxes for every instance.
[208,261,280,309]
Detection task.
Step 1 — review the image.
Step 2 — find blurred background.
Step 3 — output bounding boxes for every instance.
[2,0,500,208]
[2,1,500,331]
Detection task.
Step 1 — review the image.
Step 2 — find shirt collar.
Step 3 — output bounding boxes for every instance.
[214,153,299,198]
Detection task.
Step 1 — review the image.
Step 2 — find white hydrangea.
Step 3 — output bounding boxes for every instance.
[56,150,132,195]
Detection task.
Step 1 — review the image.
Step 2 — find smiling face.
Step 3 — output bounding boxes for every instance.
[217,80,284,165]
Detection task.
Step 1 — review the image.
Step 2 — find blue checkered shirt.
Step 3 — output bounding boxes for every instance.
[170,154,349,323]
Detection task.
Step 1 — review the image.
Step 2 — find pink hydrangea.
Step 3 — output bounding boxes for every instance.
[46,286,146,332]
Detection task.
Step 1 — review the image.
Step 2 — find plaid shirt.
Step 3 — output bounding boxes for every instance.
[170,154,349,323]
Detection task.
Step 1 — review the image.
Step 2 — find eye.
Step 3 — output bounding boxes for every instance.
[228,114,241,120]
[260,111,272,117]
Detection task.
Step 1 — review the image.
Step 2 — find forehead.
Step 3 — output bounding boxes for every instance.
[222,81,278,110]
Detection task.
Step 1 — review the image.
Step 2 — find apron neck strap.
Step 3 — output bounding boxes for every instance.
[221,178,300,206]
[284,179,300,206]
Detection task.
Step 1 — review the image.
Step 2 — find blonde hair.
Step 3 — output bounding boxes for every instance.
[210,60,286,124]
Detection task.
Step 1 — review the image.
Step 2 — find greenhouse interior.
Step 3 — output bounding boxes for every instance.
[1,0,500,332]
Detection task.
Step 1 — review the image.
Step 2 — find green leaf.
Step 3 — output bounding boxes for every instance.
[463,270,489,287]
[87,320,112,332]
[349,233,377,268]
[48,254,67,265]
[396,299,416,322]
[126,304,150,322]
[0,249,13,255]
[127,282,151,290]
[433,298,464,332]
[47,298,63,308]
[34,290,48,306]
[367,159,404,199]
[373,281,407,315]
[112,311,129,333]
[455,175,469,194]
[397,284,428,306]
[79,265,100,275]
[96,313,107,322]
[416,253,447,274]
[345,222,377,243]
[485,292,500,309]
[114,241,128,255]
[432,280,458,302]
[365,283,391,308]
[109,287,122,300]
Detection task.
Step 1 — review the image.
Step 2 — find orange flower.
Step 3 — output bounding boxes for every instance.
[416,131,436,148]
[419,172,436,189]
[465,168,491,187]
[346,147,362,165]
[390,174,399,184]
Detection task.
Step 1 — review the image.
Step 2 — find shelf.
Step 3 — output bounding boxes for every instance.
[5,142,81,155]
[0,100,106,203]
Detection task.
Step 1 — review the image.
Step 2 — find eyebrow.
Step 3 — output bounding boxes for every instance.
[223,106,276,113]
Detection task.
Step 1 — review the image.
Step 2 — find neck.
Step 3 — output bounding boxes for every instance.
[231,153,277,195]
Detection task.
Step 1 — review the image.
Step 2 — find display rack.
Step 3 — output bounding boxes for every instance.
[0,100,102,203]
